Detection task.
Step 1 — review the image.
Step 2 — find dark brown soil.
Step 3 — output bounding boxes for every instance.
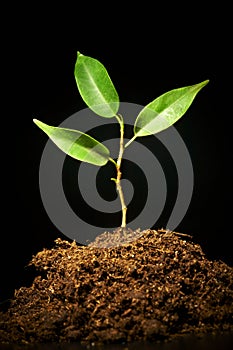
[0,228,232,347]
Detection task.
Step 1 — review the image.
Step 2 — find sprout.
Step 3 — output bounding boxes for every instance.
[33,52,209,228]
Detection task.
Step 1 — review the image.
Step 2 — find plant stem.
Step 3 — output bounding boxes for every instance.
[124,134,137,148]
[114,114,127,228]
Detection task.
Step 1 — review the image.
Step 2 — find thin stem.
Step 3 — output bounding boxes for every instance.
[124,134,137,148]
[109,157,117,166]
[114,114,127,228]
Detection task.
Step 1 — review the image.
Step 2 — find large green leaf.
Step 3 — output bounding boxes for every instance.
[33,119,110,166]
[125,80,209,147]
[74,52,119,118]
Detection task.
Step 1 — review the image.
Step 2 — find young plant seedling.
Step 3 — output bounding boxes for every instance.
[33,52,209,228]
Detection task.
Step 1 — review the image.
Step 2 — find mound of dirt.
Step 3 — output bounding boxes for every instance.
[0,229,232,346]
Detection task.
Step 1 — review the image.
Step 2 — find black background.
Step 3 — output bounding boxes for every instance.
[1,5,232,310]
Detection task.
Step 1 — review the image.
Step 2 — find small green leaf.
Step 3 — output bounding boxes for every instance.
[33,119,110,166]
[74,52,119,118]
[126,80,209,146]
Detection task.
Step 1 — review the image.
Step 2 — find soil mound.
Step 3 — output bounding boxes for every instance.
[0,229,232,346]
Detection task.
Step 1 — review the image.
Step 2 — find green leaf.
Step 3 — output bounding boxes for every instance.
[74,52,119,118]
[125,80,209,147]
[33,119,110,166]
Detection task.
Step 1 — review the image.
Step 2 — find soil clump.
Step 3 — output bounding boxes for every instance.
[0,229,232,346]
